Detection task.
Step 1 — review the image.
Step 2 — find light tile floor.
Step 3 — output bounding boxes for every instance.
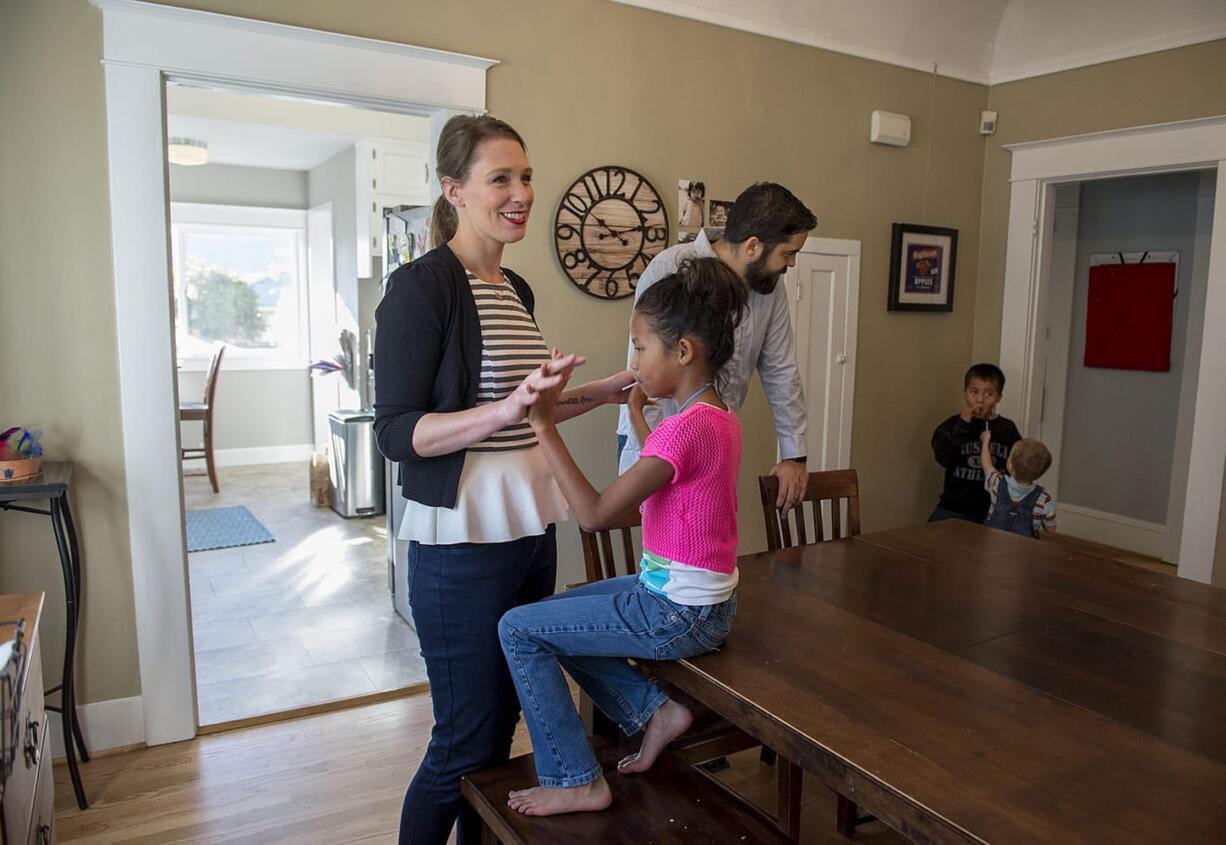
[185,462,427,726]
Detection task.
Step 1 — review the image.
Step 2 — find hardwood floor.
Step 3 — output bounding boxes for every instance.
[55,692,904,844]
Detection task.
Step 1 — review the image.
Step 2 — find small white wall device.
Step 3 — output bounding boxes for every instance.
[870,110,911,147]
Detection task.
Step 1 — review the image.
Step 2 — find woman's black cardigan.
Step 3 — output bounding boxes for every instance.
[373,244,536,509]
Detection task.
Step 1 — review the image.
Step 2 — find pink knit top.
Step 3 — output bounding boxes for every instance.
[640,402,741,573]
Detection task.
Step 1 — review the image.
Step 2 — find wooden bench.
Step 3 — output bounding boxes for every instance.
[461,737,794,845]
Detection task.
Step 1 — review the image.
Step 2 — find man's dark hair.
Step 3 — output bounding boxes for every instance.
[964,363,1006,392]
[722,182,817,250]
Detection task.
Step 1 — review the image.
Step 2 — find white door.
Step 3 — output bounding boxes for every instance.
[782,240,860,471]
[307,203,338,452]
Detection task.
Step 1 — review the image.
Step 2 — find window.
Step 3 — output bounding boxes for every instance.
[170,203,309,370]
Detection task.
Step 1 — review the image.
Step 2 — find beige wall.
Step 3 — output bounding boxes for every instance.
[0,0,141,705]
[972,38,1226,577]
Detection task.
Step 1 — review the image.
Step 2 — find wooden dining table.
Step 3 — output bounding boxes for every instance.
[645,519,1226,843]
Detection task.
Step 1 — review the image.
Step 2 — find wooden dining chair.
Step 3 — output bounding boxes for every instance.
[179,344,226,493]
[578,513,803,841]
[760,468,862,550]
[759,468,873,836]
[578,509,642,583]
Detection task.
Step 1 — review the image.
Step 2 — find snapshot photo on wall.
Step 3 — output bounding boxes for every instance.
[677,230,698,244]
[678,179,705,228]
[887,223,958,312]
[708,199,734,228]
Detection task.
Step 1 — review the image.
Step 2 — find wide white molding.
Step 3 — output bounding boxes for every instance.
[92,0,496,114]
[1005,116,1226,183]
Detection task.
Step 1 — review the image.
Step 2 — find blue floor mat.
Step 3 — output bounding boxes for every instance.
[186,505,275,553]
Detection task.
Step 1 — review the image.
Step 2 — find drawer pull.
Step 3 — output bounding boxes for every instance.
[38,822,52,844]
[24,716,40,767]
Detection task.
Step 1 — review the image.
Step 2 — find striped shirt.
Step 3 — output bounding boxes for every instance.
[469,271,550,452]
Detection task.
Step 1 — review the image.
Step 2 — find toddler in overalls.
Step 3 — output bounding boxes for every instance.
[979,429,1057,538]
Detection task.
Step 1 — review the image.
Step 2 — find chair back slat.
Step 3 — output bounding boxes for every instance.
[598,531,616,580]
[620,528,636,574]
[580,531,602,582]
[203,344,226,408]
[579,510,643,582]
[758,469,862,551]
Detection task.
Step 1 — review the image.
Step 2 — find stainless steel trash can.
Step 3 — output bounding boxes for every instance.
[328,410,385,518]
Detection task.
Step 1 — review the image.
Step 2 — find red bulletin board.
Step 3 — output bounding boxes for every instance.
[1084,261,1176,372]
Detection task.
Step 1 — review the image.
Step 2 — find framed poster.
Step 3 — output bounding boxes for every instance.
[887,223,958,312]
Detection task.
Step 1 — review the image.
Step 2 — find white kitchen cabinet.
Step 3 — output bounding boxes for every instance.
[355,138,432,278]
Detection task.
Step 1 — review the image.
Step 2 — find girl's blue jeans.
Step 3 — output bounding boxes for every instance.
[497,574,736,788]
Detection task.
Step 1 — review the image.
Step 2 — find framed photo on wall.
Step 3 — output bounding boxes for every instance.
[887,223,958,312]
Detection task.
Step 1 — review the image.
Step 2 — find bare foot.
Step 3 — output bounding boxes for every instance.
[617,698,693,774]
[506,776,612,816]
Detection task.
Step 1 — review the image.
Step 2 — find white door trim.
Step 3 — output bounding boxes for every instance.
[94,0,495,745]
[999,115,1226,583]
[1058,504,1167,560]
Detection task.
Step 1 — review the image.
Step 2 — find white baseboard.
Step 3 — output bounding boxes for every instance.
[48,695,145,760]
[1059,504,1167,559]
[189,443,315,468]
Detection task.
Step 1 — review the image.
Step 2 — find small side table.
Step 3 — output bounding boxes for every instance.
[0,461,90,809]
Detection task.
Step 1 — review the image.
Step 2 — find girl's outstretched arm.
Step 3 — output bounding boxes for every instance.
[533,422,673,532]
[527,355,671,531]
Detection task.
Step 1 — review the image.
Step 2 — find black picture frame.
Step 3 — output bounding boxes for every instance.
[887,223,958,312]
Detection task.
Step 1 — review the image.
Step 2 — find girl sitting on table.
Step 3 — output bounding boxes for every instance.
[497,257,746,816]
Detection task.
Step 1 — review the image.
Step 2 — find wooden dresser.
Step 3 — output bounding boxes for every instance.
[0,594,54,845]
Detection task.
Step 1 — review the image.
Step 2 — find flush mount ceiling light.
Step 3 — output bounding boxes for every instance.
[167,137,208,166]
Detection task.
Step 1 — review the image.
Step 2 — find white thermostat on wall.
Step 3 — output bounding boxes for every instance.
[870,110,911,147]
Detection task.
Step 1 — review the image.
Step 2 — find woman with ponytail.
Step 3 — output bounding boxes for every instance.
[495,257,747,817]
[374,115,634,844]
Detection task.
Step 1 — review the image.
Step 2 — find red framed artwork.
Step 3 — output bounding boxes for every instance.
[1083,257,1177,372]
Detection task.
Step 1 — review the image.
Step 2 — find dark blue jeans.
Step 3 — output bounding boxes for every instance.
[399,526,557,845]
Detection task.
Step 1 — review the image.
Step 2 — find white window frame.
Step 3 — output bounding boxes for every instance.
[170,202,309,372]
[94,0,495,747]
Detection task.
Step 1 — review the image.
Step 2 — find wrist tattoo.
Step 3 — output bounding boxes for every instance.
[557,396,594,406]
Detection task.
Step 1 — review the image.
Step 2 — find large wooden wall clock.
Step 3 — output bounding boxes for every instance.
[554,166,669,300]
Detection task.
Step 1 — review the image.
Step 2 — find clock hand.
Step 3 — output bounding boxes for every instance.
[592,216,629,246]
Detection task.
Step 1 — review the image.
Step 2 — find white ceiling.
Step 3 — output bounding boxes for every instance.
[613,0,1226,85]
[165,85,430,171]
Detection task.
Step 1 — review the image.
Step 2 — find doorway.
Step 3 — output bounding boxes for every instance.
[1035,172,1214,564]
[998,116,1226,583]
[96,0,494,745]
[165,82,436,727]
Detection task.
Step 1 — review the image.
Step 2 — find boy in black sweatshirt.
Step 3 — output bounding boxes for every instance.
[929,363,1022,524]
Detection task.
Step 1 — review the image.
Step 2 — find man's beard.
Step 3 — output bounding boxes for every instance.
[743,252,783,294]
